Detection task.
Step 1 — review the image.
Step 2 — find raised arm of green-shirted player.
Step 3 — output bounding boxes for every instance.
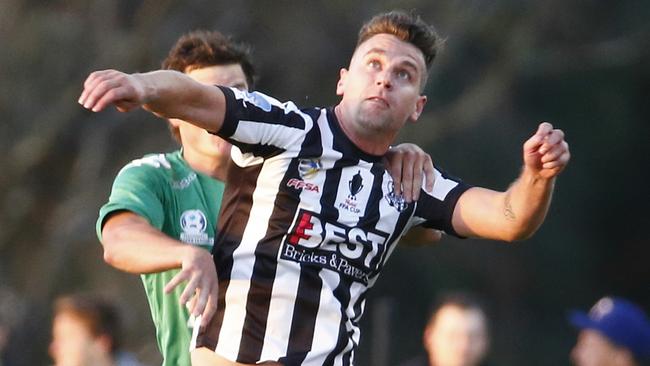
[451,122,570,242]
[102,211,218,329]
[79,69,226,134]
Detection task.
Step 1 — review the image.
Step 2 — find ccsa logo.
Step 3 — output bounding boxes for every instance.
[179,210,212,245]
[180,210,206,234]
[298,159,322,179]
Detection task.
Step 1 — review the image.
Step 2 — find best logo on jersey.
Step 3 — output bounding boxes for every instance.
[281,209,388,284]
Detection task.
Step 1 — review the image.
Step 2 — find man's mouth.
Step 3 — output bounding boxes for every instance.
[366,96,389,108]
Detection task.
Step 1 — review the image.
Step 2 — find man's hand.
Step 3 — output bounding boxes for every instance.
[384,143,435,202]
[523,122,570,179]
[79,70,149,113]
[164,246,219,330]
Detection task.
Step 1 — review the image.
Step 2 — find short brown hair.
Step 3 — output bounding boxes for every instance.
[428,291,489,330]
[162,30,256,143]
[357,10,442,71]
[53,295,122,354]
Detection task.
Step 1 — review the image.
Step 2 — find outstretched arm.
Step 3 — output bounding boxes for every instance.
[79,69,226,133]
[101,211,218,328]
[452,122,570,241]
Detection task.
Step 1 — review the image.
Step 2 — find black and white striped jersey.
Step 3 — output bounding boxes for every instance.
[194,86,471,365]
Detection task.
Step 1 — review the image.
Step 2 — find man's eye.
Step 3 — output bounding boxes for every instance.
[397,70,411,80]
[368,60,381,69]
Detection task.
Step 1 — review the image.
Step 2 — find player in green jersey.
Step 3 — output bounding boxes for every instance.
[96,30,438,365]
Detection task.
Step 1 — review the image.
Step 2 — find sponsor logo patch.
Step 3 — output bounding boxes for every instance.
[282,209,388,283]
[286,178,320,192]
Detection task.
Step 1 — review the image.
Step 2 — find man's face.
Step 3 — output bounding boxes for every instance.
[171,64,249,161]
[571,330,631,366]
[336,33,427,135]
[49,313,105,366]
[424,305,489,366]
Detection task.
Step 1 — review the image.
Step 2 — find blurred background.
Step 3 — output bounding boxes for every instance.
[1,0,648,365]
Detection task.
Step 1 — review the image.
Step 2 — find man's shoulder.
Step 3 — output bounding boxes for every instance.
[119,151,175,172]
[228,87,326,121]
[114,151,188,180]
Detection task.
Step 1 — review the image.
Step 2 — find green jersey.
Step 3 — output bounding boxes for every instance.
[97,150,224,366]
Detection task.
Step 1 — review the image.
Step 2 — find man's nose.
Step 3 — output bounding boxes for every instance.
[376,71,392,88]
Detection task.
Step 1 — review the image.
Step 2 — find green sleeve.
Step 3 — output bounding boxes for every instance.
[96,160,166,241]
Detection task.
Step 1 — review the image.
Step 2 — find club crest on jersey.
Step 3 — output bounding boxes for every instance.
[298,159,322,179]
[384,180,408,212]
[180,210,213,245]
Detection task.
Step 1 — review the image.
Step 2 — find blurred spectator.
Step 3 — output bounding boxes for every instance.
[569,296,650,366]
[399,291,490,366]
[0,286,25,366]
[49,294,144,366]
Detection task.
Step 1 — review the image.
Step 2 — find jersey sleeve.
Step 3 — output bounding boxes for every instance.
[412,168,472,238]
[213,86,312,157]
[96,157,167,241]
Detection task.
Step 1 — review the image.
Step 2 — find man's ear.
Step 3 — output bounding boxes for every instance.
[422,323,433,350]
[409,95,427,122]
[336,68,348,96]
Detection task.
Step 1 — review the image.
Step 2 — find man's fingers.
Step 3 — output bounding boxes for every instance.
[80,70,110,104]
[179,275,201,306]
[409,153,426,202]
[422,155,435,193]
[164,270,189,294]
[539,130,565,154]
[401,153,415,202]
[82,78,123,111]
[540,144,565,163]
[92,88,128,112]
[523,133,546,155]
[186,293,198,313]
[536,122,553,136]
[390,155,403,197]
[79,70,138,112]
[191,285,210,317]
[543,151,571,169]
[200,295,218,330]
[80,70,116,107]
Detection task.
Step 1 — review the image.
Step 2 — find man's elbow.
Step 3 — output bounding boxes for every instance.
[501,226,538,243]
[101,229,125,268]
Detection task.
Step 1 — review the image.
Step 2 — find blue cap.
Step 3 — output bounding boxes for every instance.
[569,297,650,360]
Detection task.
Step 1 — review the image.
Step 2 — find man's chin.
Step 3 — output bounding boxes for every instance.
[357,111,392,131]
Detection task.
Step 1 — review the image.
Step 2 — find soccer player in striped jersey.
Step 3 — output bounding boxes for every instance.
[96,30,438,366]
[80,10,570,366]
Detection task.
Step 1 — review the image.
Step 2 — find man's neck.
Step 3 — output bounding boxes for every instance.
[334,105,392,156]
[181,149,228,181]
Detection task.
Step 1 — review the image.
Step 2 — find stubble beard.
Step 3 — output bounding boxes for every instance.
[355,103,393,135]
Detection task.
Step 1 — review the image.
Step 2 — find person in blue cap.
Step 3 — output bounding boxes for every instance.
[569,296,650,366]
